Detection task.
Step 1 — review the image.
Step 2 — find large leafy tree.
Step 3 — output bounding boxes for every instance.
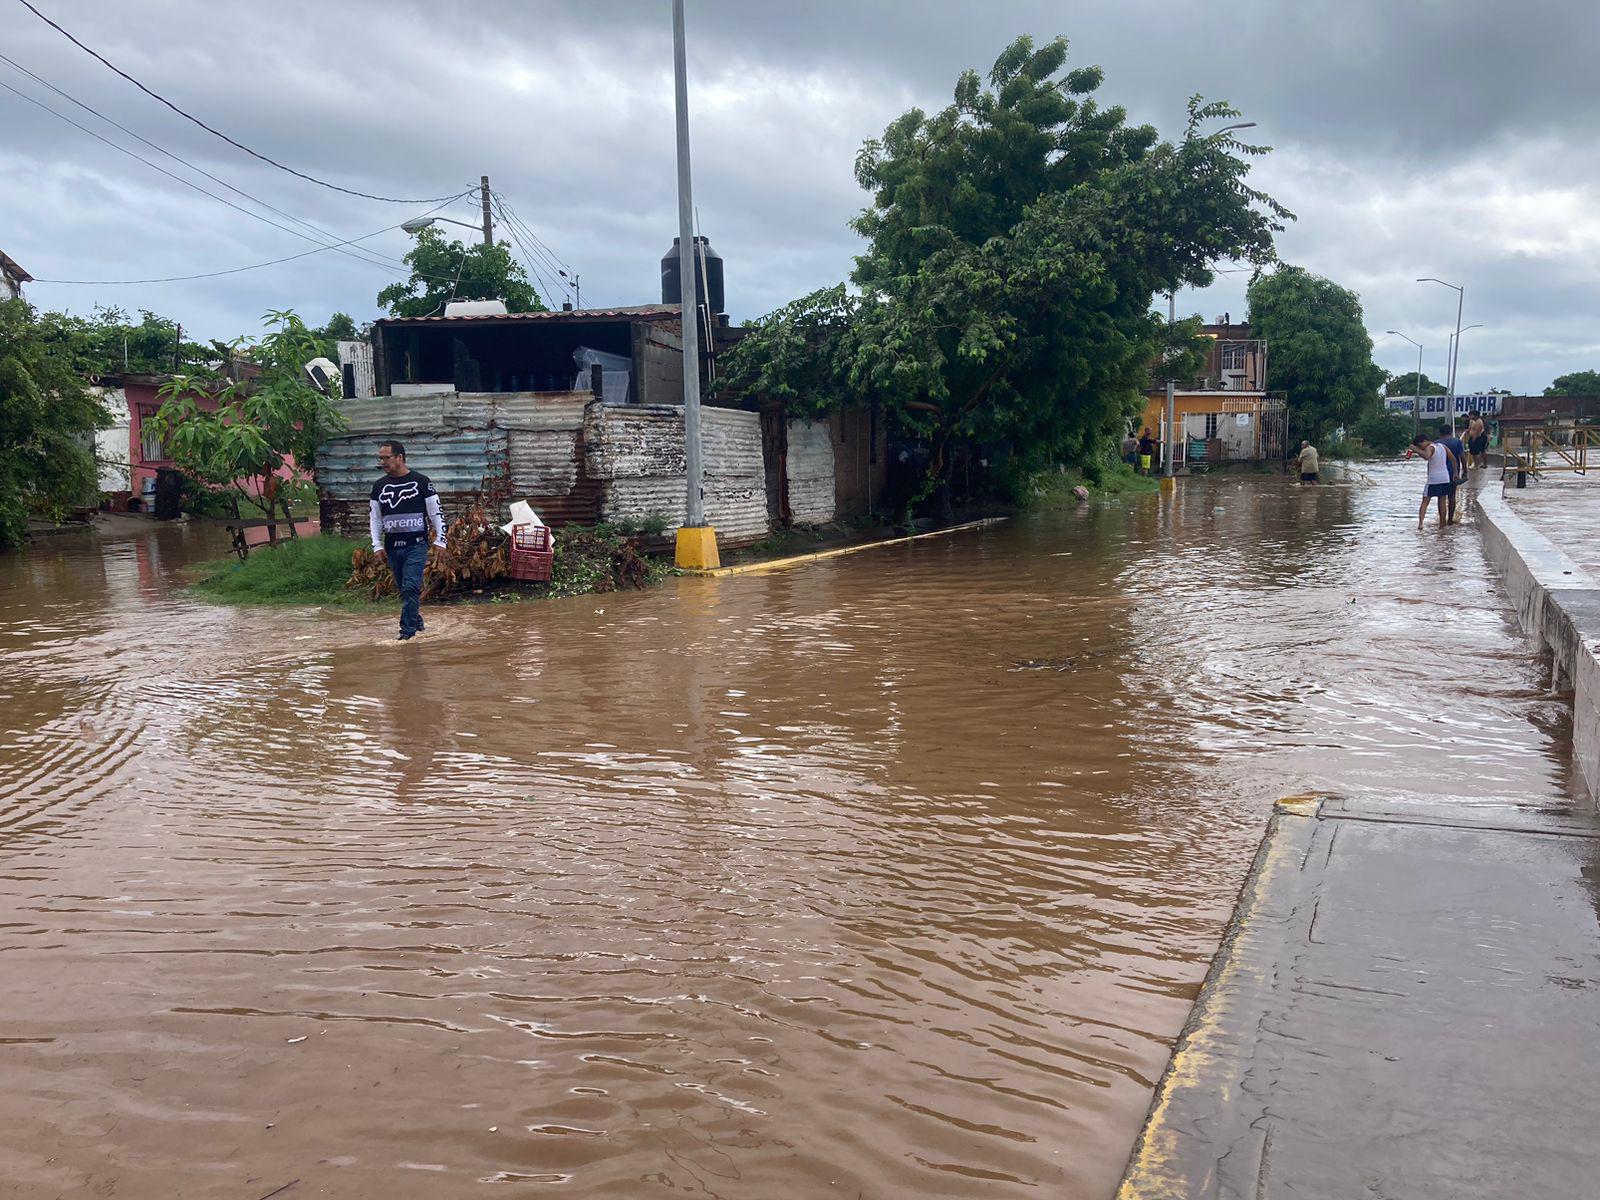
[1385,370,1447,397]
[1247,266,1385,440]
[376,227,545,318]
[0,299,107,549]
[149,310,347,529]
[35,306,216,376]
[723,36,1287,503]
[1544,369,1600,396]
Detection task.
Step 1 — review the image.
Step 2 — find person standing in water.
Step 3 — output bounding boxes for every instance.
[1410,432,1460,530]
[1137,428,1156,475]
[1437,423,1468,524]
[370,440,447,641]
[1466,411,1490,469]
[1295,440,1320,484]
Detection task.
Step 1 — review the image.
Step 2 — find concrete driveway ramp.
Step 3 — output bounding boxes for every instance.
[1117,796,1600,1200]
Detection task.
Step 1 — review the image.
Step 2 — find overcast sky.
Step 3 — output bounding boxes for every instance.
[3,0,1596,393]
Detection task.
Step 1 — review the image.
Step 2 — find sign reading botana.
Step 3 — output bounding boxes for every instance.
[1384,394,1504,417]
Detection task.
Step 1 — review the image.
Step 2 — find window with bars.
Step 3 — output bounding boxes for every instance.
[1221,344,1247,370]
[139,410,167,463]
[1204,413,1220,440]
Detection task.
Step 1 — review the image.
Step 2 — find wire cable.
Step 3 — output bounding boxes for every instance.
[30,201,464,285]
[490,194,567,307]
[0,52,413,273]
[15,0,459,204]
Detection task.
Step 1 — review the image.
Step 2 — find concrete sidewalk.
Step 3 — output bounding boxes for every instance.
[1117,795,1600,1200]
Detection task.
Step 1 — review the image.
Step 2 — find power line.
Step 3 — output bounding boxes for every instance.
[14,0,459,204]
[30,204,464,285]
[494,191,574,275]
[0,67,492,288]
[0,72,456,280]
[490,194,568,307]
[0,52,410,274]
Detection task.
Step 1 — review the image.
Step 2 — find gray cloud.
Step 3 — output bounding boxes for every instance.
[2,0,1596,392]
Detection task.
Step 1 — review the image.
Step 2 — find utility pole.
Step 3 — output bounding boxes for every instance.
[671,0,717,569]
[1164,293,1176,479]
[480,175,493,247]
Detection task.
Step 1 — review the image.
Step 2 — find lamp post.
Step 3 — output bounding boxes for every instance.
[1386,330,1424,434]
[401,215,486,237]
[1446,323,1485,409]
[1417,277,1464,433]
[670,0,717,569]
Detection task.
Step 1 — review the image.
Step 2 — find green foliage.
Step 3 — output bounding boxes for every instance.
[1544,369,1600,396]
[1384,370,1447,397]
[0,299,108,549]
[310,312,360,359]
[149,310,347,523]
[721,36,1288,502]
[34,306,214,377]
[1349,409,1415,456]
[376,227,545,318]
[1246,265,1385,442]
[193,535,373,605]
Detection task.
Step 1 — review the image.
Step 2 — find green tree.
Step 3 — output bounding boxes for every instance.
[1246,266,1385,441]
[0,299,107,549]
[148,310,347,530]
[376,228,544,318]
[34,306,214,376]
[1385,370,1447,397]
[723,36,1287,506]
[1544,370,1600,396]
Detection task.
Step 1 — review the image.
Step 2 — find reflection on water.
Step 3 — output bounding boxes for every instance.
[0,467,1581,1199]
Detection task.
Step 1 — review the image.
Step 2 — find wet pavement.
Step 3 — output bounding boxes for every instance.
[1504,471,1600,576]
[0,464,1588,1199]
[1118,794,1600,1200]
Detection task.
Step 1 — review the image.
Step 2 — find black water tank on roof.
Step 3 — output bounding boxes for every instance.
[661,236,724,315]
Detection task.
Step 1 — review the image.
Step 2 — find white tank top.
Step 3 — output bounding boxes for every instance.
[1427,443,1453,484]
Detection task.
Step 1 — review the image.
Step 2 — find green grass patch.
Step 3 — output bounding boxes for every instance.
[1023,465,1159,509]
[191,534,373,606]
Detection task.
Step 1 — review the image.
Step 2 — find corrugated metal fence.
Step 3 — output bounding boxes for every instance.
[319,390,771,547]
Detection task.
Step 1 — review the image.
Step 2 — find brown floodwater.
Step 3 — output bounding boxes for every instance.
[0,467,1584,1199]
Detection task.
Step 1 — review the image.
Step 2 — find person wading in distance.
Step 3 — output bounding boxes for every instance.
[1410,432,1460,531]
[1466,411,1490,469]
[1437,423,1468,525]
[370,440,446,641]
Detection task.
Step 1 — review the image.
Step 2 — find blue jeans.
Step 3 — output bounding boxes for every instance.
[387,540,428,635]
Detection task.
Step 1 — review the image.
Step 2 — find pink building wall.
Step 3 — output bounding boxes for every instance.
[125,377,302,504]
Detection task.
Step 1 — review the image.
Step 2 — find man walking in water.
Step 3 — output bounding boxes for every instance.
[370,440,446,641]
[1410,432,1460,530]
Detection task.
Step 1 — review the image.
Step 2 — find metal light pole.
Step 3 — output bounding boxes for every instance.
[1447,323,1484,410]
[671,0,717,568]
[1164,292,1176,478]
[1418,277,1464,434]
[1386,330,1423,435]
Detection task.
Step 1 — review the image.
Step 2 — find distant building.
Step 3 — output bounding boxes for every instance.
[1140,320,1288,470]
[1,250,31,300]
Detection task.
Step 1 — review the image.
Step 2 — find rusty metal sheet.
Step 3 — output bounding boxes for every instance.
[318,429,507,499]
[785,419,836,524]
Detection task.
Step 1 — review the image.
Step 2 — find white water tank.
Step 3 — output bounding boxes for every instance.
[443,299,508,317]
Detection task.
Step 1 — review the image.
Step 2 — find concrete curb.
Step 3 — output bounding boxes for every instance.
[1114,796,1323,1200]
[681,517,1009,578]
[1474,479,1600,804]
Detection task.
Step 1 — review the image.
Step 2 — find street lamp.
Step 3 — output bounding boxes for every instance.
[401,216,483,236]
[1386,330,1424,434]
[1417,277,1464,433]
[1447,323,1485,399]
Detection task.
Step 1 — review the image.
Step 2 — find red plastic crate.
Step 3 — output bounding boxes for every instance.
[508,523,553,582]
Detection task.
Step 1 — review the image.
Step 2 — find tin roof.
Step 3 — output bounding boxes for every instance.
[0,250,30,284]
[376,304,680,327]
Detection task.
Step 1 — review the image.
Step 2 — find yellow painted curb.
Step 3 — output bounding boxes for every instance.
[1115,797,1323,1199]
[683,517,1009,578]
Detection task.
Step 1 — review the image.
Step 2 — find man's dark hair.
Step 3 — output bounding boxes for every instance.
[1411,433,1430,446]
[1439,424,1452,436]
[381,439,406,458]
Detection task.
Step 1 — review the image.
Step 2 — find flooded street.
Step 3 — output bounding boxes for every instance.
[0,465,1583,1199]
